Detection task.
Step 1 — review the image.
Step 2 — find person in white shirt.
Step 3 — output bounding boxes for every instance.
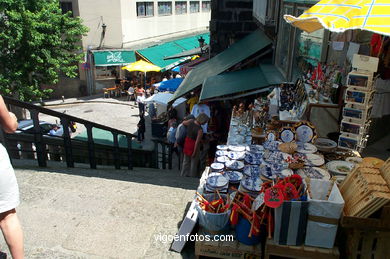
[191,102,210,133]
[137,93,146,116]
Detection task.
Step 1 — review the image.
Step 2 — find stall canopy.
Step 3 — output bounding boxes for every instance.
[93,50,136,66]
[170,29,272,102]
[156,78,184,92]
[200,64,285,101]
[284,0,390,36]
[144,92,186,107]
[136,33,210,70]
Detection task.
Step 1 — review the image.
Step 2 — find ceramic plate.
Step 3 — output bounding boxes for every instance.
[251,193,265,211]
[206,173,229,188]
[305,154,325,166]
[263,140,282,151]
[346,157,363,164]
[279,127,296,143]
[295,121,316,143]
[210,163,224,171]
[216,156,230,163]
[226,151,246,160]
[241,177,262,192]
[297,167,331,180]
[225,160,245,170]
[314,138,337,151]
[247,145,264,153]
[225,171,243,182]
[243,165,261,177]
[244,153,263,164]
[266,131,277,142]
[215,150,227,157]
[297,143,318,154]
[280,168,294,177]
[326,160,355,175]
[217,145,229,150]
[228,145,246,152]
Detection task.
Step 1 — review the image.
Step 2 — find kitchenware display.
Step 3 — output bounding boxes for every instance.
[263,140,282,151]
[314,138,337,152]
[243,165,261,177]
[206,172,229,188]
[260,164,273,179]
[297,167,331,180]
[296,142,317,154]
[216,156,230,164]
[294,121,317,143]
[326,160,355,175]
[228,145,246,152]
[217,145,229,150]
[266,130,278,142]
[225,160,245,170]
[210,163,224,171]
[226,151,246,160]
[241,177,262,192]
[305,154,325,166]
[225,171,243,183]
[345,156,363,165]
[279,126,296,143]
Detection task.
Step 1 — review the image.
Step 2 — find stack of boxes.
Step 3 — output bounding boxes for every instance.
[338,54,378,152]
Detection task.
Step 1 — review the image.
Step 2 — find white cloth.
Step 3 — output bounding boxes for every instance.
[0,144,20,213]
[191,104,210,133]
[372,78,390,118]
[136,95,145,104]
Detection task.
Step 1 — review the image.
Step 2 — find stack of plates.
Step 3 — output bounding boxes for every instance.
[228,145,246,152]
[326,160,355,182]
[297,167,331,180]
[217,145,229,151]
[243,165,261,178]
[240,177,262,192]
[225,160,245,170]
[210,163,224,172]
[226,151,246,160]
[225,171,243,184]
[216,156,230,164]
[247,145,264,153]
[297,142,317,154]
[305,154,325,166]
[216,150,228,157]
[314,138,337,153]
[205,172,229,192]
[244,153,262,164]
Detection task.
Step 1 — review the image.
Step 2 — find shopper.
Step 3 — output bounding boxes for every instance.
[180,113,209,178]
[137,114,145,142]
[175,115,195,170]
[137,92,146,116]
[0,95,24,259]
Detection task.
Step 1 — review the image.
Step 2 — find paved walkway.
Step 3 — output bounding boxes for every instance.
[0,160,198,258]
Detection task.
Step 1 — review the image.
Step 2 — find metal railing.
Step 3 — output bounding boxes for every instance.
[2,96,137,170]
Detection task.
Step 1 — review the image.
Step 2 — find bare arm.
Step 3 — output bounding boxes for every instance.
[182,119,193,126]
[192,128,203,157]
[0,96,17,133]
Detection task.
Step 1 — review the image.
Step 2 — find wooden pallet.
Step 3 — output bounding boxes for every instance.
[264,239,339,259]
[195,234,262,259]
[380,158,390,186]
[340,206,390,259]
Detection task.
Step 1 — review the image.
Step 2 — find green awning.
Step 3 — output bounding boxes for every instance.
[200,64,285,101]
[170,29,272,102]
[93,50,136,66]
[136,33,210,70]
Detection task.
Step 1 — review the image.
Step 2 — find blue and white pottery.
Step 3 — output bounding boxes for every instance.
[228,145,246,152]
[241,177,262,192]
[217,145,229,151]
[206,173,229,188]
[225,171,243,182]
[210,163,224,171]
[225,160,245,170]
[215,150,227,157]
[227,151,246,160]
[243,165,261,177]
[297,142,317,154]
[216,156,230,163]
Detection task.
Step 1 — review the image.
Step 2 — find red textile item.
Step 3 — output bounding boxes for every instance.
[283,183,299,201]
[230,204,239,226]
[251,211,260,236]
[371,33,382,57]
[264,185,284,208]
[243,194,251,209]
[183,137,196,156]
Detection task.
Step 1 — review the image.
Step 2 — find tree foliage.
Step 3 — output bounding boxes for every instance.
[0,0,88,101]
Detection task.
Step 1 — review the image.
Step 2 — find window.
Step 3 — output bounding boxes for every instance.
[95,66,119,80]
[201,1,210,12]
[60,2,73,16]
[190,1,200,13]
[158,2,172,15]
[137,2,154,17]
[175,1,187,14]
[275,5,293,77]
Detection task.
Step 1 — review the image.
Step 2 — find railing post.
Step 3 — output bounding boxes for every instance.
[60,118,74,167]
[162,142,166,170]
[112,132,120,170]
[127,135,133,170]
[86,124,96,169]
[30,110,47,167]
[168,143,172,170]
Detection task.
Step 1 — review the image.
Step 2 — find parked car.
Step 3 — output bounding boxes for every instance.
[16,120,64,136]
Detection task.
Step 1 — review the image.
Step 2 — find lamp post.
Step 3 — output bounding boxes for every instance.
[198,36,206,55]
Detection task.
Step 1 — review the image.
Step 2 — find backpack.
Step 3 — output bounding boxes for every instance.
[176,124,187,146]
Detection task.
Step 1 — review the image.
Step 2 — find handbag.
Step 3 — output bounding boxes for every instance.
[183,136,196,156]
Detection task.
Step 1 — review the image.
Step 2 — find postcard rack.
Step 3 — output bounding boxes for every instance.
[338,54,379,152]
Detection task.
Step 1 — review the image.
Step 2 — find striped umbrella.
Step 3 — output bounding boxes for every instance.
[284,0,390,36]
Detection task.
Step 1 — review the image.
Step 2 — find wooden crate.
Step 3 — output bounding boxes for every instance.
[195,236,262,259]
[264,239,340,259]
[340,205,390,259]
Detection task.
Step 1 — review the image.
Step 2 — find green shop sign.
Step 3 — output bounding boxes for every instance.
[93,50,136,66]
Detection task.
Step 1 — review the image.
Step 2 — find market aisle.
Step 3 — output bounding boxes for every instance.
[0,161,198,258]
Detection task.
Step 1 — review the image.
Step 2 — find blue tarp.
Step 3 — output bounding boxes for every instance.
[157,78,183,92]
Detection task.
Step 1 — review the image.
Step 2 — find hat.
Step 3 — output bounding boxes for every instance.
[196,113,209,125]
[184,114,195,120]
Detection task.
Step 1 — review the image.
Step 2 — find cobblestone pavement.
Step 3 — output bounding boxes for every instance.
[0,160,198,258]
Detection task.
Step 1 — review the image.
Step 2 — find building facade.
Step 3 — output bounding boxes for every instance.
[54,0,211,98]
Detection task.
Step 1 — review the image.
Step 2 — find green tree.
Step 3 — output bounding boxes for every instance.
[0,0,88,101]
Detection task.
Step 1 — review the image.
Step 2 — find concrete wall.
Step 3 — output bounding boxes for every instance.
[209,0,257,56]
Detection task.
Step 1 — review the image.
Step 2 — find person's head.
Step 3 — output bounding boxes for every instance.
[184,114,195,121]
[171,122,178,128]
[196,113,209,125]
[52,125,59,131]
